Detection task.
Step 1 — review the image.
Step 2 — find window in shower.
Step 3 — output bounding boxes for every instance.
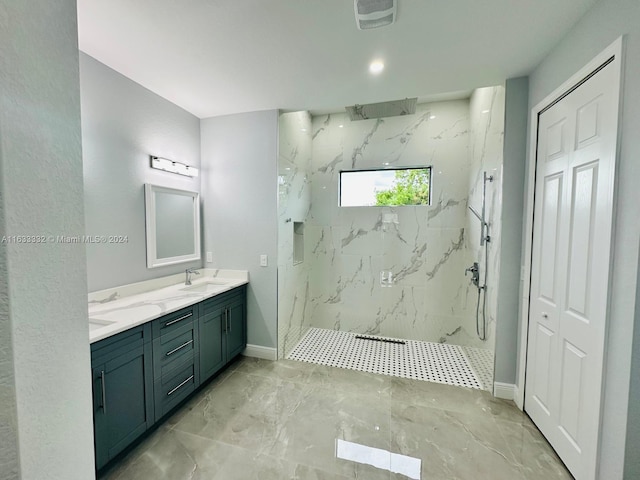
[339,167,431,207]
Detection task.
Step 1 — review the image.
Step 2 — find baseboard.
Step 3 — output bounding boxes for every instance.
[493,382,516,401]
[243,344,277,361]
[513,384,523,410]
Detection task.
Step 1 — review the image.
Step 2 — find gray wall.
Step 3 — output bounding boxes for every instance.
[201,110,279,350]
[526,0,640,476]
[0,117,19,478]
[0,1,96,478]
[80,53,202,292]
[494,77,528,385]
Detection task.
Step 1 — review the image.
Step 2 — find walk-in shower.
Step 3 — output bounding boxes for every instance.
[467,171,494,341]
[277,87,505,392]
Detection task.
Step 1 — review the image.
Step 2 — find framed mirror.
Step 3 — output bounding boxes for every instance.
[144,184,201,268]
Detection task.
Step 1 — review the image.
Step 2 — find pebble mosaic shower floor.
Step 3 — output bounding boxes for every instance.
[288,327,494,391]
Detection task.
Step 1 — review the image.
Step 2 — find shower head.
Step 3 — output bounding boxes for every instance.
[345,97,417,121]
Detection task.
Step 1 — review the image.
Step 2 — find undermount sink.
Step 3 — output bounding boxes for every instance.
[89,318,117,331]
[203,279,230,285]
[180,281,228,293]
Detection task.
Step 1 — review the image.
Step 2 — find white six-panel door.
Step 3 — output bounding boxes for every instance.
[525,58,619,480]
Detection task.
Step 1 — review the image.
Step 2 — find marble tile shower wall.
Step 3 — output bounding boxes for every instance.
[277,112,313,358]
[466,87,506,349]
[306,100,484,348]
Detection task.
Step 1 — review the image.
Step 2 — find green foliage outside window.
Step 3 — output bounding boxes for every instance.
[375,169,430,206]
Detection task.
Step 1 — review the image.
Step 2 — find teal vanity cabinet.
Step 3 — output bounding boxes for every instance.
[199,285,247,383]
[91,324,154,470]
[91,284,247,471]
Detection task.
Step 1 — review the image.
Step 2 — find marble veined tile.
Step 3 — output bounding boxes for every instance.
[390,403,524,479]
[170,372,313,456]
[496,420,573,479]
[100,357,570,480]
[303,95,505,354]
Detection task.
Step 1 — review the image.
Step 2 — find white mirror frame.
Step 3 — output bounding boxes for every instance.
[144,183,201,268]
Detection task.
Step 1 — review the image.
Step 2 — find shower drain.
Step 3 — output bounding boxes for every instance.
[355,335,406,345]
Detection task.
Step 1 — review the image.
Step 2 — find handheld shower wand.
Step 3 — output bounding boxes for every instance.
[467,171,494,340]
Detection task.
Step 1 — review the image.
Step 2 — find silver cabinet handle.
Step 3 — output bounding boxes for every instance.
[167,375,194,397]
[100,370,107,414]
[165,339,193,357]
[222,308,227,333]
[165,312,192,328]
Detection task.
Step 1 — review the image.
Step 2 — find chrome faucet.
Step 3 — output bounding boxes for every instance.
[185,268,200,285]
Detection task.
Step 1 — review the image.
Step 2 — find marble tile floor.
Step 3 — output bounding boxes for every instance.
[100,356,572,480]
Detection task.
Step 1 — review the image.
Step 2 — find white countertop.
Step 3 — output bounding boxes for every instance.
[88,269,249,344]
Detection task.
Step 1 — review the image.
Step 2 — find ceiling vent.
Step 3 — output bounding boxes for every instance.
[354,0,397,30]
[345,98,417,121]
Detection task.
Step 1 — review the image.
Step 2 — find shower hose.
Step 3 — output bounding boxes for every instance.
[475,243,488,341]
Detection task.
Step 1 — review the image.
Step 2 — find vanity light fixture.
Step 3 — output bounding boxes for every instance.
[150,155,199,177]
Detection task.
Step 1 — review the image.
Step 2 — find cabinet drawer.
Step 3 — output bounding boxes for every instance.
[200,286,245,313]
[153,328,197,379]
[155,363,196,421]
[152,305,196,339]
[91,324,149,364]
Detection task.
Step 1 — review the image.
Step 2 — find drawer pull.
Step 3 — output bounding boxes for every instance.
[166,339,193,357]
[167,375,194,397]
[164,312,192,328]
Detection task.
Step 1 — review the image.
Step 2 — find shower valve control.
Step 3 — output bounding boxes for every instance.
[465,262,480,288]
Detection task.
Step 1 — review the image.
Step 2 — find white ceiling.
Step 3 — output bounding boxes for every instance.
[77,0,598,119]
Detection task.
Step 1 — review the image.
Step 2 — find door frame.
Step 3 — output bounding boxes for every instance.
[516,36,624,415]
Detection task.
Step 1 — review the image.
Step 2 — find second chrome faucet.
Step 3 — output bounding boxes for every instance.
[185,268,200,285]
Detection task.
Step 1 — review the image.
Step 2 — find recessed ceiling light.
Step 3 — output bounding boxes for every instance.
[429,115,436,119]
[369,60,384,75]
[301,128,307,132]
[339,124,344,128]
[482,110,490,114]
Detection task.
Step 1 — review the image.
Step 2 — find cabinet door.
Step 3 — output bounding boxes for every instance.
[92,342,153,469]
[225,295,246,360]
[199,299,225,382]
[92,365,109,469]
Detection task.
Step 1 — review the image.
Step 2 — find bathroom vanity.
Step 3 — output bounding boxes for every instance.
[87,270,248,470]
